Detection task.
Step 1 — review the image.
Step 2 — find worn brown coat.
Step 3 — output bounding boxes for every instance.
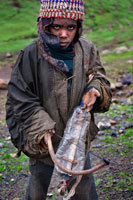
[6,37,112,166]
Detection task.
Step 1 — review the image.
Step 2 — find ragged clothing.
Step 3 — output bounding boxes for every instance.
[6,37,112,166]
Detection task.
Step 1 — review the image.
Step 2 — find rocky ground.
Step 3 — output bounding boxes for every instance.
[0,49,133,200]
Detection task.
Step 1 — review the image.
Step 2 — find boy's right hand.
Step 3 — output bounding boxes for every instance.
[37,129,55,152]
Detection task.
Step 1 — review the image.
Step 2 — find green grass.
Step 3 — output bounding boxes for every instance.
[0,0,132,53]
[0,138,28,180]
[0,38,34,53]
[84,0,133,48]
[0,0,39,53]
[101,51,133,63]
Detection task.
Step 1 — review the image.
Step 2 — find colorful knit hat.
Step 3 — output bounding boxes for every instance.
[40,0,84,20]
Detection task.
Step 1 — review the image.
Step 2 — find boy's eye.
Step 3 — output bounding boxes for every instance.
[68,25,76,30]
[51,25,61,30]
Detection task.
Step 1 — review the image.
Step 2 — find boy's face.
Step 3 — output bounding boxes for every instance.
[49,18,77,48]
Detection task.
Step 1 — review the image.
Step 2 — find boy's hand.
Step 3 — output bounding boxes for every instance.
[44,129,55,145]
[81,88,100,112]
[38,129,55,152]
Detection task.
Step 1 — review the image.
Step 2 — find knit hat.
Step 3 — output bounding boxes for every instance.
[40,0,84,20]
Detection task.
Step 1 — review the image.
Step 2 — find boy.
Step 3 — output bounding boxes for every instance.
[6,0,112,199]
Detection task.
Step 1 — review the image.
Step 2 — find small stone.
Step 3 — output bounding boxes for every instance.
[5,136,11,141]
[116,91,125,97]
[92,144,102,148]
[113,179,119,184]
[127,90,133,97]
[10,153,16,158]
[121,112,126,115]
[116,82,123,89]
[113,46,128,54]
[47,193,53,197]
[127,97,133,105]
[0,143,4,148]
[101,49,111,55]
[111,83,116,91]
[120,99,127,105]
[122,74,133,85]
[112,98,119,104]
[105,132,111,136]
[10,178,14,182]
[98,131,105,135]
[6,52,12,58]
[109,120,117,125]
[126,59,133,64]
[119,129,125,134]
[0,78,8,89]
[111,132,117,137]
[97,121,111,130]
[124,122,133,129]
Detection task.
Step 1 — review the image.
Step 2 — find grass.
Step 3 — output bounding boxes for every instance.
[101,51,133,63]
[0,0,132,53]
[0,136,28,181]
[0,0,39,53]
[84,0,133,48]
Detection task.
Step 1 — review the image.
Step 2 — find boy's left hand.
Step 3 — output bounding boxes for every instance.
[81,88,100,112]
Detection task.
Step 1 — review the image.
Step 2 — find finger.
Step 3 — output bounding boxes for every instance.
[86,99,96,112]
[86,104,93,112]
[52,129,55,134]
[44,133,48,145]
[80,104,87,110]
[94,90,101,97]
[86,106,93,113]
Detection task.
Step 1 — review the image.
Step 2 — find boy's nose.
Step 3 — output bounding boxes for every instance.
[60,29,68,38]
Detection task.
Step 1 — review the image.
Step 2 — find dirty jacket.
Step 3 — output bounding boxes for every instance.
[6,37,112,166]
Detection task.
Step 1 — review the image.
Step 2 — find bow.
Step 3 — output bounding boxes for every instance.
[47,133,109,175]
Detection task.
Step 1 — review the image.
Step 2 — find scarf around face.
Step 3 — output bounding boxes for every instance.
[37,17,82,79]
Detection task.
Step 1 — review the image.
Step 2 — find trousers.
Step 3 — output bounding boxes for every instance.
[25,154,99,200]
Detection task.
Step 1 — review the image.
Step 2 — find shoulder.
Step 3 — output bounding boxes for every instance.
[76,37,96,59]
[79,37,94,50]
[22,40,38,53]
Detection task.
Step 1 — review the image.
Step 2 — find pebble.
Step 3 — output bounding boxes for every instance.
[124,122,133,129]
[113,46,128,54]
[101,49,111,55]
[120,99,127,105]
[97,121,111,130]
[127,97,133,105]
[111,132,117,137]
[112,98,119,104]
[109,120,117,125]
[116,91,125,97]
[119,129,125,134]
[98,131,105,135]
[122,74,133,85]
[121,112,126,115]
[126,59,133,64]
[111,83,116,91]
[116,82,123,89]
[0,143,4,148]
[105,132,112,136]
[5,136,11,141]
[6,52,12,58]
[0,78,8,89]
[127,90,133,97]
[47,193,53,197]
[92,144,103,148]
[113,116,123,121]
[10,178,15,182]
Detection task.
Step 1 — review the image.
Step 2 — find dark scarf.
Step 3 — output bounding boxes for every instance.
[37,17,82,81]
[47,43,74,78]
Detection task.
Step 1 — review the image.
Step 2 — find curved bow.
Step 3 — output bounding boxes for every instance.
[47,133,109,175]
